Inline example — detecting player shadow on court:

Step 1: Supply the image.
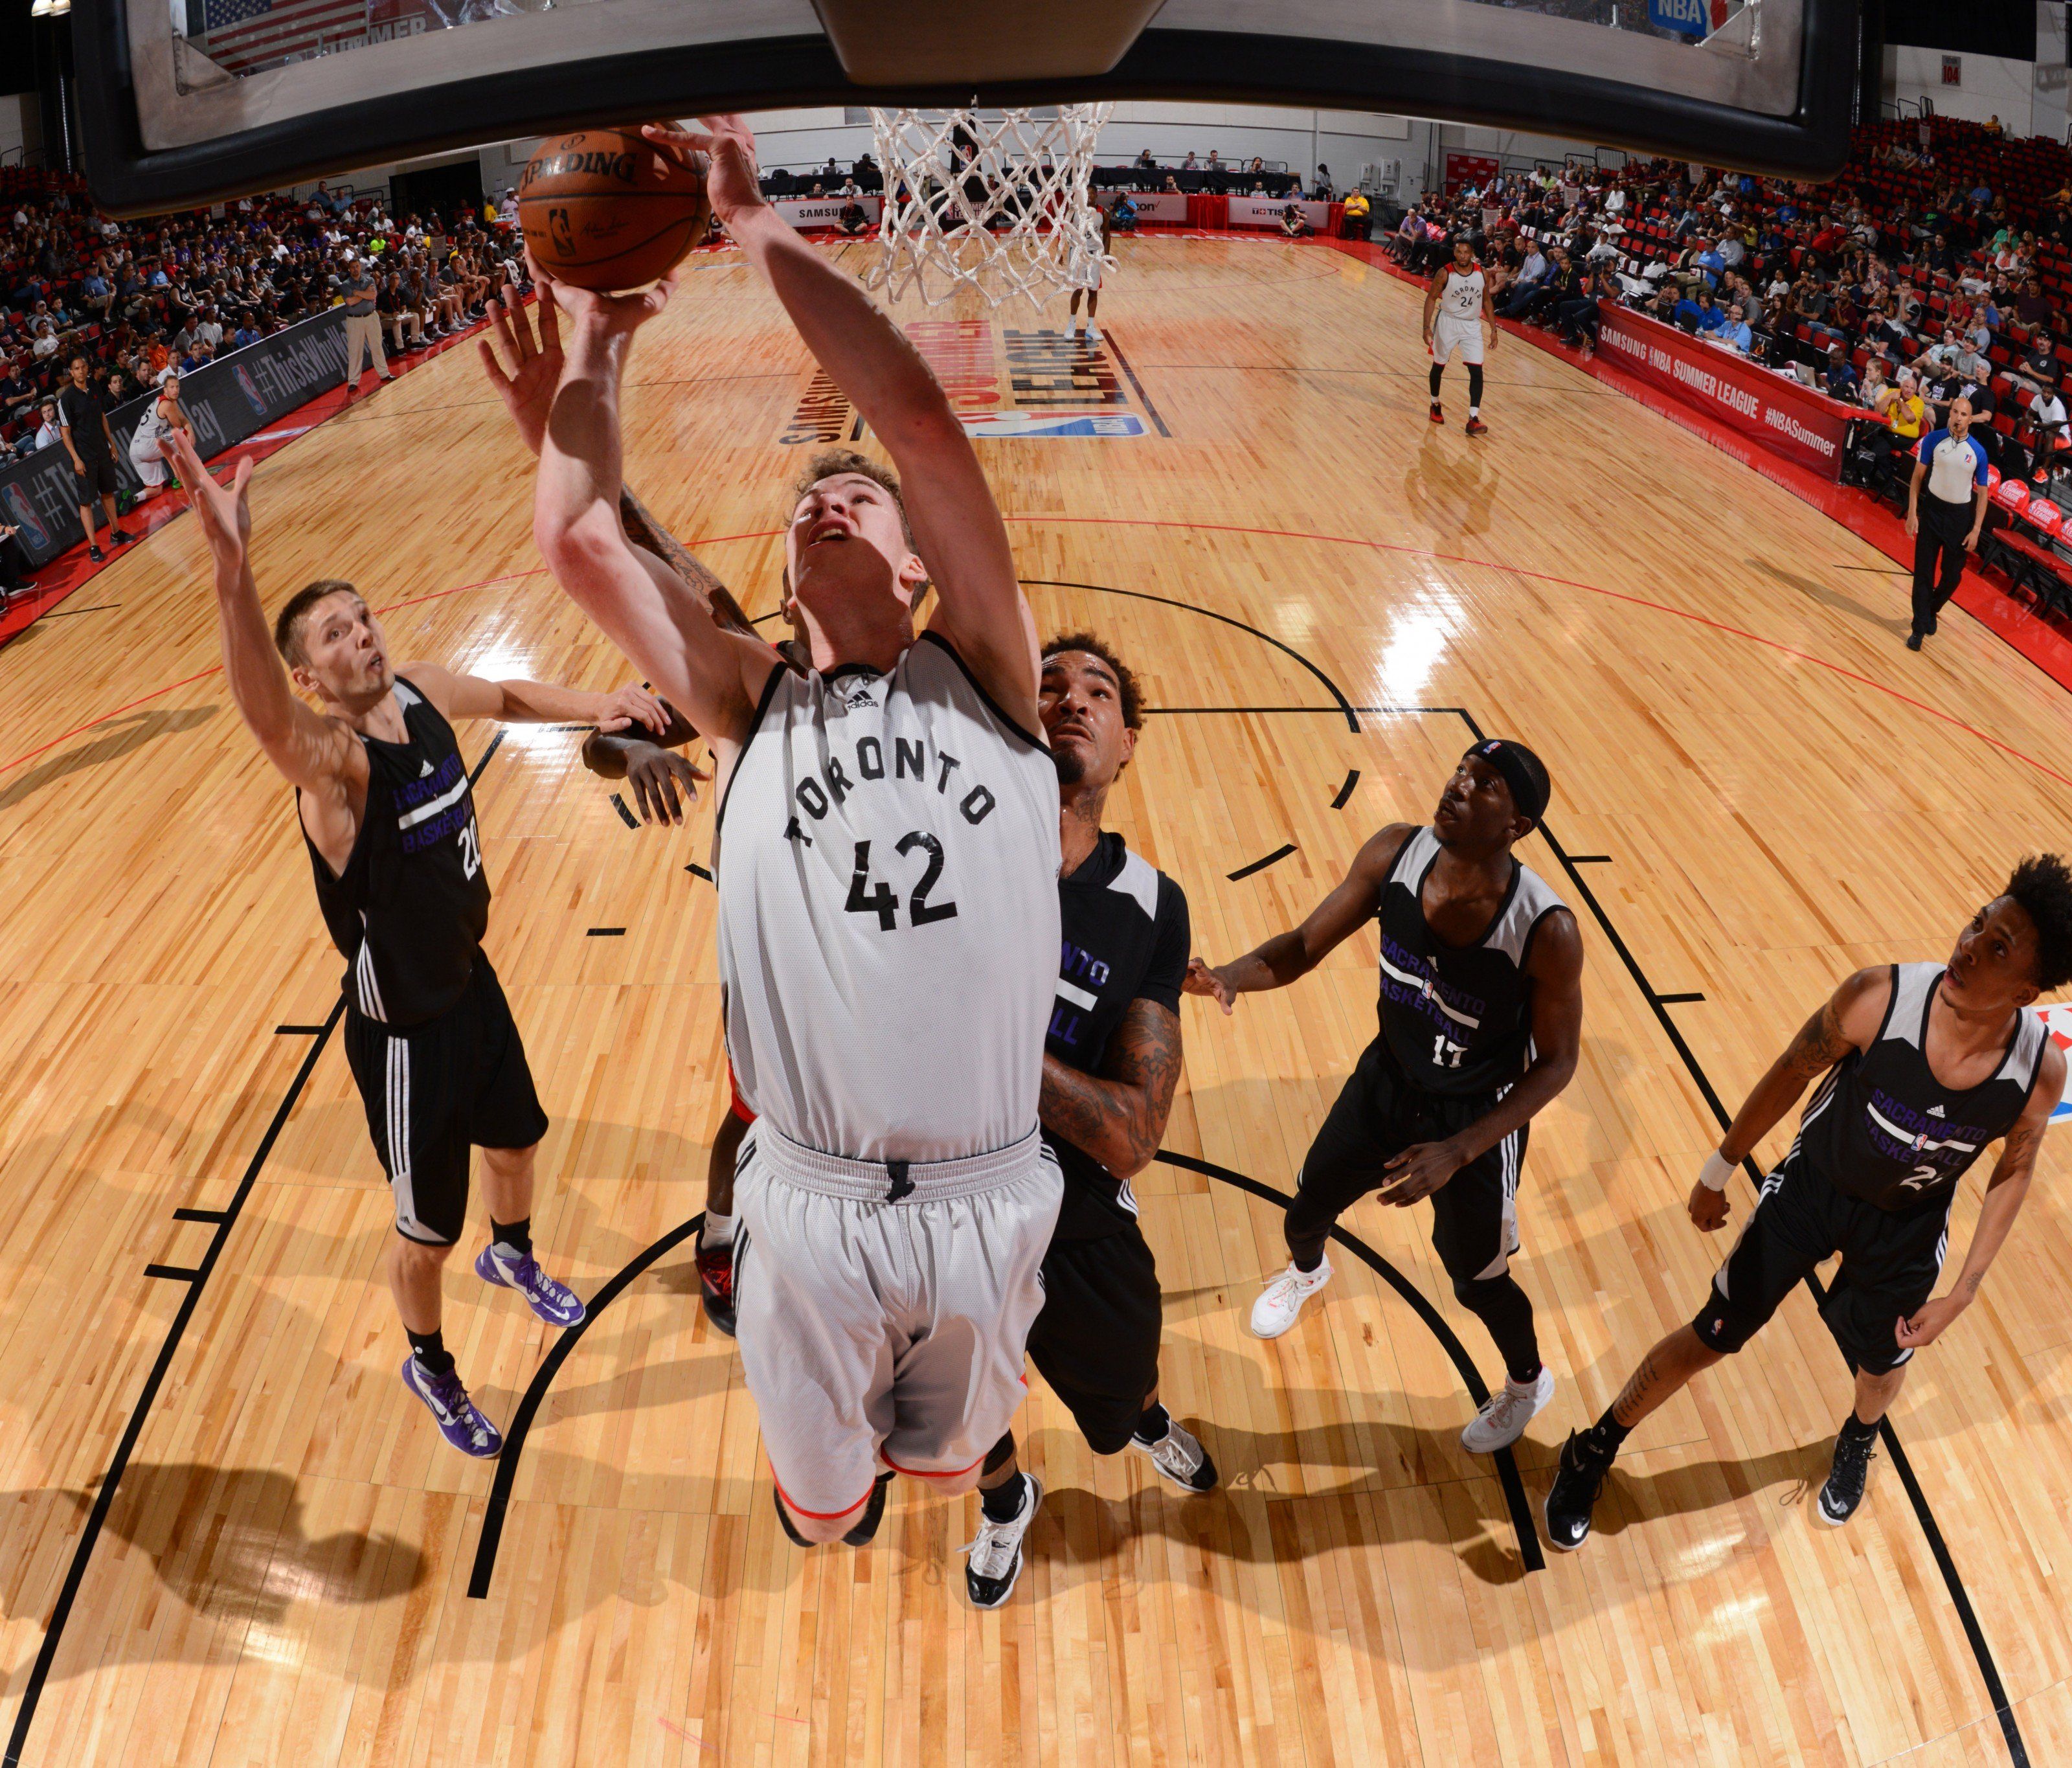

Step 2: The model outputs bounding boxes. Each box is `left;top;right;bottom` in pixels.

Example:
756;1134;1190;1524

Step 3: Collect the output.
0;707;219;813
1747;558;1912;639
1402;429;1502;540
0;1464;427;1675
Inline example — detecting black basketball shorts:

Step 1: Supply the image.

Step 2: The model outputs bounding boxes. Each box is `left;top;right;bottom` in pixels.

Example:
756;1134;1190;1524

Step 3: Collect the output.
1691;1153;1952;1376
343;953;549;1246
1286;1036;1527;1286
1026;1222;1164;1455
73;452;117;500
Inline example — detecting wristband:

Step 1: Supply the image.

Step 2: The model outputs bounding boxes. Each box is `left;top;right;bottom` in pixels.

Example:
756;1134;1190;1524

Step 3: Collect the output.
1698;1151;1735;1193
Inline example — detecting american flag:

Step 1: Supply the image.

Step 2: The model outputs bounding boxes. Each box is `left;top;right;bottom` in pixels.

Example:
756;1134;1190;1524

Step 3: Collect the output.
199;0;378;76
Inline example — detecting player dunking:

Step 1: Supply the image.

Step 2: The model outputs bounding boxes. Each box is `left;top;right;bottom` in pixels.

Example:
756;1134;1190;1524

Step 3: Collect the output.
1544;863;2072;1548
171;428;659;1458
1423;236;1497;436
1188;742;1583;1453
517;115;1063;1561
963;633;1216;1607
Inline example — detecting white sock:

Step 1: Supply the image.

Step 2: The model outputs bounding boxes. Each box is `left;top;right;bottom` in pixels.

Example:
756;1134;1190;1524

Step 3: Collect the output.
1470;405;1481;418
703;1209;736;1249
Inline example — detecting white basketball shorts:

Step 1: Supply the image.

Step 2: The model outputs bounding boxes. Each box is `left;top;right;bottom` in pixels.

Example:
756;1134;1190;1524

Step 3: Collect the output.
129;437;170;488
733;1122;1063;1522
1431;313;1485;366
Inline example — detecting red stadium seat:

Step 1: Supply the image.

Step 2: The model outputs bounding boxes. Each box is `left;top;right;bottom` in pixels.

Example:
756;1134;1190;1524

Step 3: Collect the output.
1986;464;2002;491
2027;498;2063;538
1996;477;2031;514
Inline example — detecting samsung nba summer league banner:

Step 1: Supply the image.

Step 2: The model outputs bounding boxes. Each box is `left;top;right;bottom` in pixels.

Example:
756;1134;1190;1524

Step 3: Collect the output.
774;196;883;230
0;307;350;567
1594;302;1856;481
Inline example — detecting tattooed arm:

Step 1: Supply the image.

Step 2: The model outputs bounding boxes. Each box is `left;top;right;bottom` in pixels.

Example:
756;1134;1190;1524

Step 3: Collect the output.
1897;1038;2064;1350
1688;965;1891;1229
618;486;763;637
1040;999;1182;1183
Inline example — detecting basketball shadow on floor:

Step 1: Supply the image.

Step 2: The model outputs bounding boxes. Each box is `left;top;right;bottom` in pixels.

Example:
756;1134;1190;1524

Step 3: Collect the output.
0;1464;428;1681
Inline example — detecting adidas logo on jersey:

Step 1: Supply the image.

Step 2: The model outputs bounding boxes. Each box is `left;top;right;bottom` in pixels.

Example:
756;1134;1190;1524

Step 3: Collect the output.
1928;1105;1946;1118
844;686;877;710
420;760;434;776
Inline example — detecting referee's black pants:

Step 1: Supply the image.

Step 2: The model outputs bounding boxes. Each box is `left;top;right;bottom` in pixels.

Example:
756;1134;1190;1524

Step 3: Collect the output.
1911;491;1972;637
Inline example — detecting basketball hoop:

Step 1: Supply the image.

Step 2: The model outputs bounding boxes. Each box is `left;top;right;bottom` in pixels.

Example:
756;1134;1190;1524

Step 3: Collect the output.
862;106;1115;308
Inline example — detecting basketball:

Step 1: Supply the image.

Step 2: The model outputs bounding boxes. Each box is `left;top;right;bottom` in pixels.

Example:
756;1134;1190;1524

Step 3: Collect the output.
517;128;710;291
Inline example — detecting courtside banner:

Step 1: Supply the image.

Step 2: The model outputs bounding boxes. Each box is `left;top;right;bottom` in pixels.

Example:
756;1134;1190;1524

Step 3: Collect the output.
1226;198;1329;231
0;308;347;567
1595;302;1855;480
774;196;883;229
1094;192;1188;223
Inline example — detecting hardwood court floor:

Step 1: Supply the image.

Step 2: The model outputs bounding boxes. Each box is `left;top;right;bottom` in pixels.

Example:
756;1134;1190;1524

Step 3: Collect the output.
3;234;2072;1768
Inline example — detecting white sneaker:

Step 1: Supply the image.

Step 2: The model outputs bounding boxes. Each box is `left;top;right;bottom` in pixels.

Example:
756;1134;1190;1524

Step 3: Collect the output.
962;1475;1042;1609
1459;1367;1555;1455
1250;1259;1333;1339
1085;324;1102;345
1131;1420;1219;1493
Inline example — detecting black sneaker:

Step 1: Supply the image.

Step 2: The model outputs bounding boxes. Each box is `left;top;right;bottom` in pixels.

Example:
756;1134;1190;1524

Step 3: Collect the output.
694;1229;737;1337
1817;1425;1878;1527
89;544;105;562
1131;1419;1219;1493
1543;1429;1615;1552
1905;631;1924;651
109;527;137;545
843;1471;895;1545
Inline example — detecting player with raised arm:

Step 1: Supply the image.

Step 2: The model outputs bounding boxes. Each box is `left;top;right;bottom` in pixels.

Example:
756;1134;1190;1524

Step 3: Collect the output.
1543;864;2072;1549
1187;742;1582;1453
1423;235;1498;436
512;116;1063;1572
168;427;664;1459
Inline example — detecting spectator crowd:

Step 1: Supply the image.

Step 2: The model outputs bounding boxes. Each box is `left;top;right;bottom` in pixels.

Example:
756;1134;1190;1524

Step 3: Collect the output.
1384;115;2072;498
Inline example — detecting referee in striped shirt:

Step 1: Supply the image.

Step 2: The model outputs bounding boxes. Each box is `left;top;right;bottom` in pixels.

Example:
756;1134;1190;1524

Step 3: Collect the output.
1904;394;1990;652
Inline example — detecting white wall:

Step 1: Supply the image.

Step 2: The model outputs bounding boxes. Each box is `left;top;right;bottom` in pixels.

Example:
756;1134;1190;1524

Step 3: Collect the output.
1888;45;2036;132
0;93;38;166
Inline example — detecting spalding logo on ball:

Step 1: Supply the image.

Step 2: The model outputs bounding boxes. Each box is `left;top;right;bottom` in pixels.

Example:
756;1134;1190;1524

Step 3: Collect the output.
518;128;712;293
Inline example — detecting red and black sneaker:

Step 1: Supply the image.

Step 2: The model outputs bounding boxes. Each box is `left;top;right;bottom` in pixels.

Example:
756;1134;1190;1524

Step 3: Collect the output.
695;1229;737;1338
1428;402;1445;424
1464;416;1490;438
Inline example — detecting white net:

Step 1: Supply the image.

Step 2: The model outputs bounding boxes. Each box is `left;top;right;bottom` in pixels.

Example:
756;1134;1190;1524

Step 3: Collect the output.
862;106;1115;308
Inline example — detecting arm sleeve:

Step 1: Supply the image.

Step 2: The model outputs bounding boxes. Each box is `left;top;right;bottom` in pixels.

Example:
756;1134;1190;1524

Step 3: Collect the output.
1138;876;1192;1014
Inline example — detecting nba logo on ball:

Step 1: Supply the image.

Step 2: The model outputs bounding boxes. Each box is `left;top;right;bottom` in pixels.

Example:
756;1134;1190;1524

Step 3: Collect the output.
235;365;266;419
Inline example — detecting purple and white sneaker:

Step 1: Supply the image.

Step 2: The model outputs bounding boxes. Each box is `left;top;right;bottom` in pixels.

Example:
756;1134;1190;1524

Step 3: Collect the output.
400;1354;503;1458
475;1243;586;1328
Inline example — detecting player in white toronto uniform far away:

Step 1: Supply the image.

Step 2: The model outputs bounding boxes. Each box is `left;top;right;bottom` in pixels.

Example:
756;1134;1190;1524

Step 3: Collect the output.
1423;234;1498;436
513;113;1064;1583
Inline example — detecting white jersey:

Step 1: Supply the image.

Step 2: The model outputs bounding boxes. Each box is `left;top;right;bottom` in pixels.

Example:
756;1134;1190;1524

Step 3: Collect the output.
129;398;177;455
714;633;1061;1164
1439;266;1485;320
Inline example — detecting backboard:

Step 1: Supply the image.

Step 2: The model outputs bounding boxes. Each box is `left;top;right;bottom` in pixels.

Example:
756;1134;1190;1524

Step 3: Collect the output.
74;0;1856;216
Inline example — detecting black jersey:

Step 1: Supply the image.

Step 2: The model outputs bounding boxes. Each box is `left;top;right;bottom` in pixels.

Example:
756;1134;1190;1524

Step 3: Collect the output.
304;677;491;1028
1046;832;1190;1240
1376;825;1567;1096
1794;962;2047;1214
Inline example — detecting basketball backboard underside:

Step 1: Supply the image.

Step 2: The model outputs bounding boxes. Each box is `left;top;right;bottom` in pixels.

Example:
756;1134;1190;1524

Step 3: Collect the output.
77;0;1853;217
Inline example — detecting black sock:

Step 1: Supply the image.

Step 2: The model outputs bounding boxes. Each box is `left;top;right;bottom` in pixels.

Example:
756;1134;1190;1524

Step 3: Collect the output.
1133;1401;1171;1445
1467;364;1485;408
1291;1246;1327;1274
492;1216;532;1258
407;1327;454;1376
1585;1405;1632;1457
1840;1411;1880;1442
1429;364;1445;400
981;1471;1028;1523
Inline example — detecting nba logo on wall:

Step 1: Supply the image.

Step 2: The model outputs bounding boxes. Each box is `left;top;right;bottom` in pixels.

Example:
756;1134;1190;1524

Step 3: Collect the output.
2040;1003;2072;1122
1;482;49;552
235;365;267;418
1648;0;1720;36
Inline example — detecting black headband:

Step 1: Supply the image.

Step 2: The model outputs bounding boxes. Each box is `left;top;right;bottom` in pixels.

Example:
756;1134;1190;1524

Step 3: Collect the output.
1462;739;1549;826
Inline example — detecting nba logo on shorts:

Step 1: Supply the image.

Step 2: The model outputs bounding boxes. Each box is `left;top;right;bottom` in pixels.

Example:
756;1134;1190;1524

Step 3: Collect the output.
235;365;267;419
1;482;49;552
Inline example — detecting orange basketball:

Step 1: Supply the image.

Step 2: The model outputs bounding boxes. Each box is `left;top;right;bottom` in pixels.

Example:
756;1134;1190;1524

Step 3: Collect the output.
517;128;712;292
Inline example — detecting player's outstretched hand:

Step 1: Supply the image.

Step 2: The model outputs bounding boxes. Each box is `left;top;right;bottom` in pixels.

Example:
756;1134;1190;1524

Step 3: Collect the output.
1686;1179;1731;1231
477;267;562;457
1895;1293;1965;1350
171;429;251;565
533;242;681;339
597;683;671;734
625;742;709;825
641;116;764;229
1377;1139;1464;1206
1184;957;1235;1015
